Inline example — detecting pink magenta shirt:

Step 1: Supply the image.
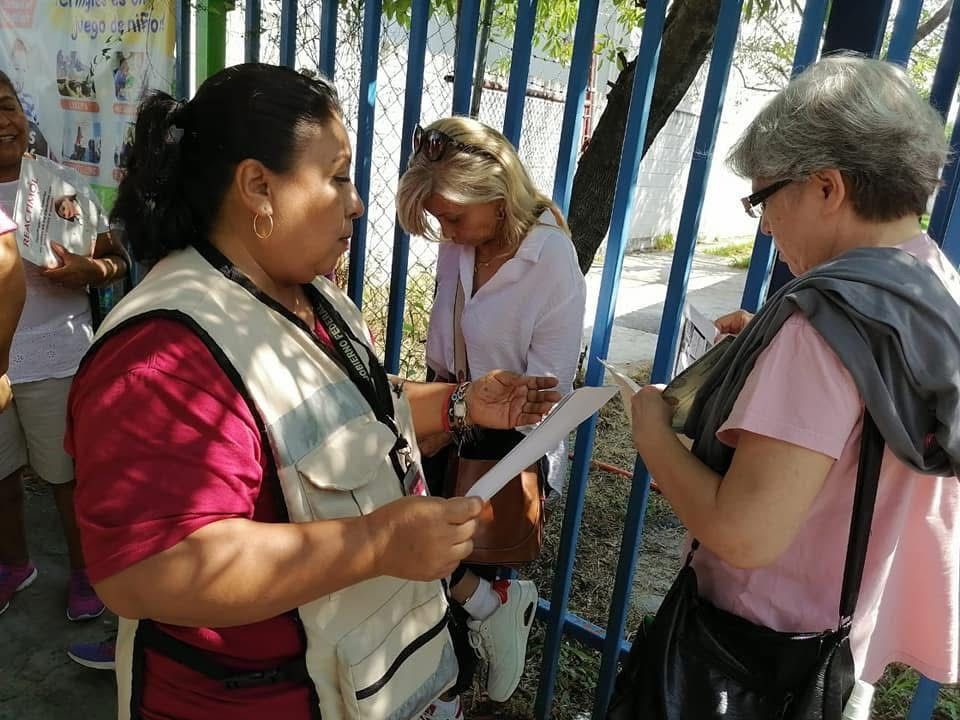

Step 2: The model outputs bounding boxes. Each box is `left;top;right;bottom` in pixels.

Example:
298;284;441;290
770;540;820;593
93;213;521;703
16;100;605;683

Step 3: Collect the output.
691;234;959;684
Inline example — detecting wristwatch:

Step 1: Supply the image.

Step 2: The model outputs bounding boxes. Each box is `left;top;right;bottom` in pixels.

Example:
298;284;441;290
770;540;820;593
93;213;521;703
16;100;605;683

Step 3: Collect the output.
448;382;472;440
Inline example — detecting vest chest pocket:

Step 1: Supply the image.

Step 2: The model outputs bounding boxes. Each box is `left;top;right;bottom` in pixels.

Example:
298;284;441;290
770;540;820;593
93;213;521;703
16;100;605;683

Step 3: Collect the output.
291;416;406;521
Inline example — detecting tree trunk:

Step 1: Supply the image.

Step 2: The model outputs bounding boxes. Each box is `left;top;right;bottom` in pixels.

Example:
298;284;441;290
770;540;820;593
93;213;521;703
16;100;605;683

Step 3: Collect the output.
914;1;951;46
567;0;722;273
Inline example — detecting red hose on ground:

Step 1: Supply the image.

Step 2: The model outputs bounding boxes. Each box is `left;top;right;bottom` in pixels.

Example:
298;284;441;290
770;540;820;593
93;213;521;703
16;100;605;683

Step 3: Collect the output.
568;453;661;493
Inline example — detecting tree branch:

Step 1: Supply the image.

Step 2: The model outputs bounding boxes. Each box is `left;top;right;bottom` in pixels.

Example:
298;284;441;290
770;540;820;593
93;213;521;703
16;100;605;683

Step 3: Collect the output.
734;65;782;94
914;1;951;46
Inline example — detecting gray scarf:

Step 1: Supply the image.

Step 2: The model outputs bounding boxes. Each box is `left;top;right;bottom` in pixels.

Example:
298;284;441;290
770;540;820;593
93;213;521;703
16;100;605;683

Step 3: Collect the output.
685;245;960;478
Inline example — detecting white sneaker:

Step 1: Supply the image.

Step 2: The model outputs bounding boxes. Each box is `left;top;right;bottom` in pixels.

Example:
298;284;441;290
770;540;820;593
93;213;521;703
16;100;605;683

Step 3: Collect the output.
419;695;462;719
468;578;537;702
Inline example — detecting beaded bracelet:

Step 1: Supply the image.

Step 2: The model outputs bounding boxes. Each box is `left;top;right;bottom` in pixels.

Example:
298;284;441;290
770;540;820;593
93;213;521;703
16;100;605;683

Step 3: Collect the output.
448;381;472;444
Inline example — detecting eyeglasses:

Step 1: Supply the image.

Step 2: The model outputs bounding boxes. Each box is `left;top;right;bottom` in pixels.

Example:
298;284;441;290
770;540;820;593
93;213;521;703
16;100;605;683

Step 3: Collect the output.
740;179;791;218
412;124;496;162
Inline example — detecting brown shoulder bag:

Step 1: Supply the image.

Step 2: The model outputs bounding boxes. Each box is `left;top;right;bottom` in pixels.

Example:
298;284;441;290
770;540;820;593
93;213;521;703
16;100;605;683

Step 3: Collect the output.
449;278;545;566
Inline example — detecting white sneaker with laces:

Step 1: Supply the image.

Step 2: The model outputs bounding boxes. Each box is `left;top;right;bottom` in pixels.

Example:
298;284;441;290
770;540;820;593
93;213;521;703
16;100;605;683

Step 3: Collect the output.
419;695;462;719
468;578;537;702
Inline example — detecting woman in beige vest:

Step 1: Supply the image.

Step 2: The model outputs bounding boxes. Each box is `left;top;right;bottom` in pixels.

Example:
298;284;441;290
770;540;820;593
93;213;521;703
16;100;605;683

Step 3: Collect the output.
65;63;560;720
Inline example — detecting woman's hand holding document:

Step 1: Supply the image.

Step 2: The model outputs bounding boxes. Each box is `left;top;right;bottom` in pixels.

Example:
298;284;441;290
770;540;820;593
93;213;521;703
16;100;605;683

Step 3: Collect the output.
465;385;618;501
600;301;738;434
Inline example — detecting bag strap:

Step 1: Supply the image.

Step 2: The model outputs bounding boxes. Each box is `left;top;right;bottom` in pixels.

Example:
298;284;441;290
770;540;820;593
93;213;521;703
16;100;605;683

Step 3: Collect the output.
686;410;885;625
837;410;885;622
454;277;469;382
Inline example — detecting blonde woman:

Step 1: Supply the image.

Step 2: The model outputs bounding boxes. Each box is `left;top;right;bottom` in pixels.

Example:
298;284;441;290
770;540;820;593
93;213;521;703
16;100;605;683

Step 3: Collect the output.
397;117;587;716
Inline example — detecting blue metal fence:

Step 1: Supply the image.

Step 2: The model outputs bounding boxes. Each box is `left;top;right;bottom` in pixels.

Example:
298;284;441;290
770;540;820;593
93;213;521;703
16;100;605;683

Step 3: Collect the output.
346;0;385;307
537;0;668;711
384;0;431;373
173;1;957;716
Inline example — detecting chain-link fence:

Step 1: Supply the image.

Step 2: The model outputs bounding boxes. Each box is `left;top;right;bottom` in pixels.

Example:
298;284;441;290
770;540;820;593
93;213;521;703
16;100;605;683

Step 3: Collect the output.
225;1;573;378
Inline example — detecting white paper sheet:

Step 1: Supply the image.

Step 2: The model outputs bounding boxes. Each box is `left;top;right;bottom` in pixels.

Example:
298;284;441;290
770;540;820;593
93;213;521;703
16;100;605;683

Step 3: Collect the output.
673;303;719;377
599;359;640;423
466;385;618;501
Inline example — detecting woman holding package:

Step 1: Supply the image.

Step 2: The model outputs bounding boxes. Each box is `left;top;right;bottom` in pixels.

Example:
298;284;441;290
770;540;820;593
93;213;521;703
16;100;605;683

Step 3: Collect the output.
396;117;586;714
0;70;128;620
66;63;560;720
617;55;960;719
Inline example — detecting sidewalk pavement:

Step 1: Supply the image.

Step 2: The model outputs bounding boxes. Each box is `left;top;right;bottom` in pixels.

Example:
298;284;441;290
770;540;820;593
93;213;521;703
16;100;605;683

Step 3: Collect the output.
0;475;116;720
585;249;748;375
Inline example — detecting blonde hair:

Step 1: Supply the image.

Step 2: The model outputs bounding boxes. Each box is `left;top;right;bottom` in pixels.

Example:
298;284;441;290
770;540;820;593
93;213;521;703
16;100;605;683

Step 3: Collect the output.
396;116;568;247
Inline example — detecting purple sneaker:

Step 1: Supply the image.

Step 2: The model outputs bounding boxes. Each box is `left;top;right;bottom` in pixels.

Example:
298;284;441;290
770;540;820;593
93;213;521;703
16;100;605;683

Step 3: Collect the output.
66;569;105;621
67;638;116;670
0;561;38;616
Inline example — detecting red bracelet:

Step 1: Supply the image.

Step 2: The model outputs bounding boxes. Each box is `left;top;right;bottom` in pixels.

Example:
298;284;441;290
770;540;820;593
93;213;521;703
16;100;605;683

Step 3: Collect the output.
441;385;455;432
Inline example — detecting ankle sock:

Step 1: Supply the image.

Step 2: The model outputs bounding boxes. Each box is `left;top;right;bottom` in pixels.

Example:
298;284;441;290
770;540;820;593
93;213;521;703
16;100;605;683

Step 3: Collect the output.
462;578;501;621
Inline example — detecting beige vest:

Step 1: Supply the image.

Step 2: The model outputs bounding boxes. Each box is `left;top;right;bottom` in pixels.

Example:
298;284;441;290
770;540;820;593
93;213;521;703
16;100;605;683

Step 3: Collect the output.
95;246;455;720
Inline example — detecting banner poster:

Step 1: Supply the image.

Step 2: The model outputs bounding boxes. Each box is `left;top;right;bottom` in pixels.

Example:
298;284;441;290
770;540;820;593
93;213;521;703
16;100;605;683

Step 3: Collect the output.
0;0;176;209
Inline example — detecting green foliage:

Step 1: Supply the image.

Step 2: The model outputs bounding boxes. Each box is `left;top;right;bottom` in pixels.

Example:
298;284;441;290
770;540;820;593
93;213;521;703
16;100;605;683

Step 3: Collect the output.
872;664;960;720
704;240;754;268
650;231;675;251
362;269;435;378
742;0;801;22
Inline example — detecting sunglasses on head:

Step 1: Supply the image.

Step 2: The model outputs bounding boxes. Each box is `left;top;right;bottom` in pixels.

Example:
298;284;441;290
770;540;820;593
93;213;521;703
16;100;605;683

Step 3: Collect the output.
412;124;496;162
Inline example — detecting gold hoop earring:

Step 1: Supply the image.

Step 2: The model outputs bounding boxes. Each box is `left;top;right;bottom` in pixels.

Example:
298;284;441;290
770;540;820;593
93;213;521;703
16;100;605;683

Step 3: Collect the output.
253;212;274;240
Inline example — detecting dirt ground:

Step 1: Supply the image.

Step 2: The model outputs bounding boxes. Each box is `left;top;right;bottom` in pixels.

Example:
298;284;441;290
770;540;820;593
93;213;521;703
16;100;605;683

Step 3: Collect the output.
0;475;116;720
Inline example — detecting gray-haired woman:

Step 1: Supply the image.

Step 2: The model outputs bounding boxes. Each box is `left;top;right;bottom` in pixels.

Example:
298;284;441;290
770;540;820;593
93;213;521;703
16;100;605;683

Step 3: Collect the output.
628;54;959;716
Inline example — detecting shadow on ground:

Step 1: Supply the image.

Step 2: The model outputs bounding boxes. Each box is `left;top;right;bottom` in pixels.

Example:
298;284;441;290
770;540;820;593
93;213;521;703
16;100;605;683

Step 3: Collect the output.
0;475;116;720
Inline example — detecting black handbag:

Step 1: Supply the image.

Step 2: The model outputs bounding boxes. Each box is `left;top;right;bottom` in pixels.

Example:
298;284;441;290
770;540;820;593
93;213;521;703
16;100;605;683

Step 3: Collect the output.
607;411;884;720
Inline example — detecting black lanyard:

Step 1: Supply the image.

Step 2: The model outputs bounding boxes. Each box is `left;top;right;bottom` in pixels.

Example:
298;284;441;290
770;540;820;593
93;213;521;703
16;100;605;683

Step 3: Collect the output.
302;287;412;488
305;285;399;435
194;243;412;487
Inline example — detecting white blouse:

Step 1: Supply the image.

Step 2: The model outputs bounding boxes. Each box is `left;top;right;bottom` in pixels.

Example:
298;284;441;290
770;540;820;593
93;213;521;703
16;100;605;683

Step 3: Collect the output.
426;211;587;493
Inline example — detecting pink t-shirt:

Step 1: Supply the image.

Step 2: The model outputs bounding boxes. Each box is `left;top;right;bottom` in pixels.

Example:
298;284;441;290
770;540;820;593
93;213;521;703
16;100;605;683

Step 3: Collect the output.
66;317;342;719
692;234;960;685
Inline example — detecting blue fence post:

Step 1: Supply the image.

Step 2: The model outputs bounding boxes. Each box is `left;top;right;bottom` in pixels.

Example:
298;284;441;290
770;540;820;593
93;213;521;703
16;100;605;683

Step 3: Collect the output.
928;98;960;245
452;0;481;115
739;0;829;311
347;0;384;307
279;0;298;68
906;675;941;720
591;0;744;715
551;0;601;214
319;0;338;79
822;0;893;57
944;175;960;262
501;0;538;146
383;0;430;373
885;0;924;65
928;0;960;119
533;1;669;717
245;0;261;63
176;0;191;97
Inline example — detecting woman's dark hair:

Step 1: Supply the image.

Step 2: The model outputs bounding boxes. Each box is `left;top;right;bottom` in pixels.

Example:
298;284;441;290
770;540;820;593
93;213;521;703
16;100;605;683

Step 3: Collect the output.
0;70;23;109
111;63;342;264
